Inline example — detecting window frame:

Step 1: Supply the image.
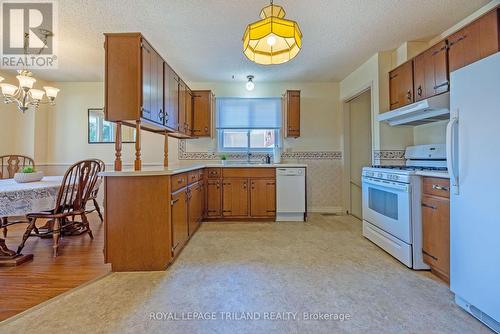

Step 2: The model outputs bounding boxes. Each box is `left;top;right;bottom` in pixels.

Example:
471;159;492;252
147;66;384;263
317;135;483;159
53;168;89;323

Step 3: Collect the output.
216;97;281;153
217;128;280;153
88;108;135;144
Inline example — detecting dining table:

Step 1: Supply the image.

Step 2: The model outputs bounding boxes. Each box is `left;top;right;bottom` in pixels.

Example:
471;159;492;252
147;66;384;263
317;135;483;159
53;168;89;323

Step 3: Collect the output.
0;176;63;266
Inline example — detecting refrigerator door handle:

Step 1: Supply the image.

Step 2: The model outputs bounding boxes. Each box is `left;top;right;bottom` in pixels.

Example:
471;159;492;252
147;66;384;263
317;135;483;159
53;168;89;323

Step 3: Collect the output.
446;112;459;194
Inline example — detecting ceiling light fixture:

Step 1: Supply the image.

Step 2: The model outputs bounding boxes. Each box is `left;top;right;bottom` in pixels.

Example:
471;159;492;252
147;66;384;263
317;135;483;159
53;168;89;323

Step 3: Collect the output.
246;75;255;91
0;32;60;113
242;0;302;65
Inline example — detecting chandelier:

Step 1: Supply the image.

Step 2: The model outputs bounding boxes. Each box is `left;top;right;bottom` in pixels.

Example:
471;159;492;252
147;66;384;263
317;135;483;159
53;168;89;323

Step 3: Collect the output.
0;33;59;113
242;0;302;65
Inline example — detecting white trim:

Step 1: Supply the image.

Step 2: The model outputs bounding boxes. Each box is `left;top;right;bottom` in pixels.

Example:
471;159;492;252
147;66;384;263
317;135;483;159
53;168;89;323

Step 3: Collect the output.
341;83;374;216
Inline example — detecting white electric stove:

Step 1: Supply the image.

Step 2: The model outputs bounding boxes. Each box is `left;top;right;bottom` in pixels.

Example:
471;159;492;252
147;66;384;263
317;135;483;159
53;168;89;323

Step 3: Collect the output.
361;144;446;269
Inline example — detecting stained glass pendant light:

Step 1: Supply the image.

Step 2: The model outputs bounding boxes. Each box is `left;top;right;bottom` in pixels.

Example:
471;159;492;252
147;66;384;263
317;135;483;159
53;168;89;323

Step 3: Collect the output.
242;0;302;65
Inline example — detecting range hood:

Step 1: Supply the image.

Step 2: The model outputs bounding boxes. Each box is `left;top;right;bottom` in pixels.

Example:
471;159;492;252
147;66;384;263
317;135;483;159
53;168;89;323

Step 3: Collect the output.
377;93;450;126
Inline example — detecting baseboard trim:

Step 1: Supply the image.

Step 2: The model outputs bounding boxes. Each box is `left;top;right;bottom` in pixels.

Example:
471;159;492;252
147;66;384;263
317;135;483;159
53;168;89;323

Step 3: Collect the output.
309;206;345;214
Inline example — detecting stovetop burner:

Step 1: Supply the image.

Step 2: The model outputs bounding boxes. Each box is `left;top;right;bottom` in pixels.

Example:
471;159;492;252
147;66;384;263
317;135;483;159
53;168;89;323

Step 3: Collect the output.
370;165;448;171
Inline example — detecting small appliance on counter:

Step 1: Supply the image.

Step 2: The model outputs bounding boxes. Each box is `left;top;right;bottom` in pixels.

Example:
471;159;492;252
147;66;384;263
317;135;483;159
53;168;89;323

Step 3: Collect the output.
273;146;281;164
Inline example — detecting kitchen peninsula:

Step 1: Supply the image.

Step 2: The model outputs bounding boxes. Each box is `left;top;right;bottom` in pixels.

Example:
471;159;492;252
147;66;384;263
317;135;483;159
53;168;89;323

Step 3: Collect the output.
101;163;307;272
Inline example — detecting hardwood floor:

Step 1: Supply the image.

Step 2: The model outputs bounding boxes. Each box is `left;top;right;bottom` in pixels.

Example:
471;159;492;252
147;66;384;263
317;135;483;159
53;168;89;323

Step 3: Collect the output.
0;213;110;321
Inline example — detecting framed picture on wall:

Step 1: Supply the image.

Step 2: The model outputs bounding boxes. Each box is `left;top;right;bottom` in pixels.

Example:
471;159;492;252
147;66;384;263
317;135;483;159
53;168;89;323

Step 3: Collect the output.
88;108;135;144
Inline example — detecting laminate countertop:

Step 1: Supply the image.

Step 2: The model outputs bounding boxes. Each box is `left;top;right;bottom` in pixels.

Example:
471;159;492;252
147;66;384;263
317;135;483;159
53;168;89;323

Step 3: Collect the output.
100;163;308;177
415;170;450;179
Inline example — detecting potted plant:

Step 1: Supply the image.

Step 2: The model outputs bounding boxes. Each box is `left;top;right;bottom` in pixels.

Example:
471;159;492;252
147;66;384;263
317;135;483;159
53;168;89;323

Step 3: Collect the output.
220;153;228;165
14;166;44;183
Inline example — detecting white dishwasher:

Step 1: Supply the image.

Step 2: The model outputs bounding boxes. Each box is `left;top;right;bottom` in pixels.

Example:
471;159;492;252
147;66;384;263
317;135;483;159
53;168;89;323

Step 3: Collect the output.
276;168;306;222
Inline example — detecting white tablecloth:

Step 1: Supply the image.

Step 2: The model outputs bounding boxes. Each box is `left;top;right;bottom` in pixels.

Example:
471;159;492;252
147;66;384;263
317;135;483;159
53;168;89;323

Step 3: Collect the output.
0;176;63;216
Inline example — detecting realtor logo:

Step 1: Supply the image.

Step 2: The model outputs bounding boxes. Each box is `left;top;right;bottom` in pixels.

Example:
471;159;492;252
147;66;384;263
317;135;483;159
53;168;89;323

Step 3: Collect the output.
1;0;58;69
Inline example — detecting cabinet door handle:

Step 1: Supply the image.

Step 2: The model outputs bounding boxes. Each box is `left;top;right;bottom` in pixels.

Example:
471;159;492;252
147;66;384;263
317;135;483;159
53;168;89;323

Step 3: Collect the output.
417;86;422;97
422;203;437;210
177;178;184;184
170;198;179;205
406;90;412;101
433;81;449;90
432;184;449;191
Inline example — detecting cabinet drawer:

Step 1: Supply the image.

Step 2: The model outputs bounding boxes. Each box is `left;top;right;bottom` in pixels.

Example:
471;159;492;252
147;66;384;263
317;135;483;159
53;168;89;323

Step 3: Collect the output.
207;168;221;178
171;173;188;192
222;168;275;178
422;177;450;198
188;171;199;184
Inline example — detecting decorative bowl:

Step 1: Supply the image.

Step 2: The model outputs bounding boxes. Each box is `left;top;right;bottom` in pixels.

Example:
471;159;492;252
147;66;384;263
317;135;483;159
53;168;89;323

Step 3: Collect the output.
14;171;44;183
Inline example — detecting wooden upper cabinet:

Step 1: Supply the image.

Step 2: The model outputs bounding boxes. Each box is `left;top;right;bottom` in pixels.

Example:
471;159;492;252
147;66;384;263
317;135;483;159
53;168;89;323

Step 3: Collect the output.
448;8;499;72
222;179;249;217
185;87;193;136
284;90;300;138
206;179;222;217
140;40;164;125
389;60;414;110
104;32;193;135
164;65;179;131
192;90;214;137
250;179;276;217
413;40;449;101
178;80;186;134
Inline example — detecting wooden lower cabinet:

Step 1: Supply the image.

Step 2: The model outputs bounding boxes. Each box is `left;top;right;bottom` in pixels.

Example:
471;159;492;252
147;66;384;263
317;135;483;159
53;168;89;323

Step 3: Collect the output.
206;179;222;217
104;175;172;272
188;181;202;236
421;177;450;283
222;179;249;217
103;167;287;271
250;179;276;217
171;187;188;257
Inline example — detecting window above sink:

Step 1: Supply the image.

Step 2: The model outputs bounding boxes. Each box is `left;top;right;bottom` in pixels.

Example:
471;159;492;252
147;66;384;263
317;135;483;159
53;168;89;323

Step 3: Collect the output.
216;97;281;153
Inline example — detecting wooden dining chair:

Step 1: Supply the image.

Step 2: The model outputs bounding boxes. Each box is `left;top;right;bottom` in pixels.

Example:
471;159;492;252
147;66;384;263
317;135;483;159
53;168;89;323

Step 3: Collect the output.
0;155;36;237
0;155;35;179
85;159;105;222
17;160;102;257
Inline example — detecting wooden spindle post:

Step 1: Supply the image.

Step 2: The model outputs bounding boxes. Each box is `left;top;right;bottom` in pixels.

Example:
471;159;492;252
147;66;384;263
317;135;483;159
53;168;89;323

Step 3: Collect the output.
114;121;122;171
134;120;142;171
164;131;169;167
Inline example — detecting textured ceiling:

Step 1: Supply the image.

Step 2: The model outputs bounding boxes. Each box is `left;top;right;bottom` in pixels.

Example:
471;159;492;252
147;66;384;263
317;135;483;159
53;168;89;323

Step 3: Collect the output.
26;0;490;82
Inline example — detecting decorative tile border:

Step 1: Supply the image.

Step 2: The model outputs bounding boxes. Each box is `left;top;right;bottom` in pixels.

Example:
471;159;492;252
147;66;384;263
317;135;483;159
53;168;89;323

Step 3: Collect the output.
372;150;405;166
178;140;343;161
281;151;342;160
373;150;405;160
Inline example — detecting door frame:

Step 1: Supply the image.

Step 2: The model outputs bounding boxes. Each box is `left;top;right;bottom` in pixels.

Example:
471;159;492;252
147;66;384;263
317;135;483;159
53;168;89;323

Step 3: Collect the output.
342;82;375;217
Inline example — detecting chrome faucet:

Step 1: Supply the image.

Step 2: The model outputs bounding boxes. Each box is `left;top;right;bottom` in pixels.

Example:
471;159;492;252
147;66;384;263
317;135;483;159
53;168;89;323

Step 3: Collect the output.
247;152;252;163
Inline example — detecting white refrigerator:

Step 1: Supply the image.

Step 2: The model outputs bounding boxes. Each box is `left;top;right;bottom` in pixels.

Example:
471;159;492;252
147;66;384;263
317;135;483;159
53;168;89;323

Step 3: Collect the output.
448;52;500;332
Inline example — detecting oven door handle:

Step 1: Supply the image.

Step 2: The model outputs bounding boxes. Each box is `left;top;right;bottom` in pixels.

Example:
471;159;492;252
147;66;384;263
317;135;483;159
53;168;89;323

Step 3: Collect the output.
362;176;409;192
